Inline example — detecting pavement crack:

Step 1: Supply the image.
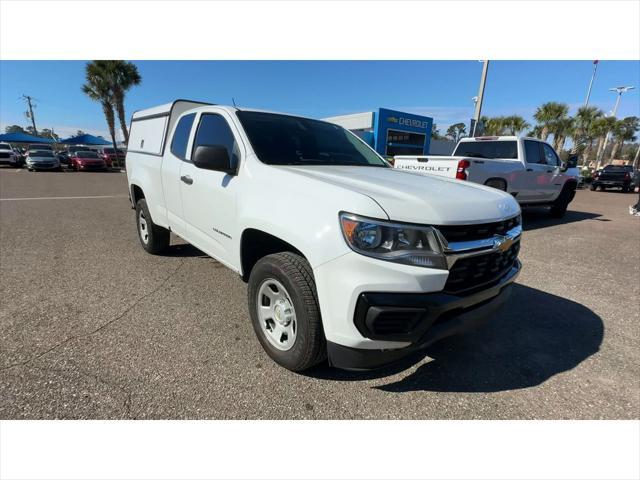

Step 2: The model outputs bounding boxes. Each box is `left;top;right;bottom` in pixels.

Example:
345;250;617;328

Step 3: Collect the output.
0;259;185;373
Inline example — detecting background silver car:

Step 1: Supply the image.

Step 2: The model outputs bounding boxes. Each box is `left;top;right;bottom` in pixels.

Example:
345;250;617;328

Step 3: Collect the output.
26;150;61;171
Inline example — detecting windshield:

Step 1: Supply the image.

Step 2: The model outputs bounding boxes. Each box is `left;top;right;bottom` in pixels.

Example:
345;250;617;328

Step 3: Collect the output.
453;141;518;159
30;144;52;150
0;143;11;150
78;151;99;158
31;151;54;158
237;111;388;167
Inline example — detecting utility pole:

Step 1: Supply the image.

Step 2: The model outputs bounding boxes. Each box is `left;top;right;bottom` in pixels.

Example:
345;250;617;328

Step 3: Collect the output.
598;86;635;167
584;60;599;107
472;60;489;137
21;95;38;135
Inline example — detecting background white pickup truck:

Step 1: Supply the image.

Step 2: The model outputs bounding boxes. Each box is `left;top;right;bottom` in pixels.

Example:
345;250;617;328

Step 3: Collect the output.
394;136;579;217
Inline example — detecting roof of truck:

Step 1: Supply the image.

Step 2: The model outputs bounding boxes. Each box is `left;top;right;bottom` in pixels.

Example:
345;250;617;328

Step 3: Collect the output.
459;136;541;142
131;100;325;122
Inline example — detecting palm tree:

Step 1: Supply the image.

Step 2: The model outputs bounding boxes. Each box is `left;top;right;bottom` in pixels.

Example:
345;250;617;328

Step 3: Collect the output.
82;62;119;162
484;116;506;135
502;115;530;136
610;116;640;161
109;61;141;144
553;117;574;153
446;123;467;142
572;106;603;164
533;102;569;141
526;125;543;138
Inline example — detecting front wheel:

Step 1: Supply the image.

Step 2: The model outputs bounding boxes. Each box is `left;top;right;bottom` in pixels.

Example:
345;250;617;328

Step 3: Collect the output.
247;252;326;372
135;198;170;254
549;185;575;218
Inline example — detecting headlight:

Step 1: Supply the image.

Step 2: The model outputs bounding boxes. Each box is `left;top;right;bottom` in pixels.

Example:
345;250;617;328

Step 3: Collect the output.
339;212;447;269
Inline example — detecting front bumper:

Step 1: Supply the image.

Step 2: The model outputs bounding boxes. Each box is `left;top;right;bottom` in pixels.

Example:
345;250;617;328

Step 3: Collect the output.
78;163;107;170
29;163;59;170
593;180;630;188
0;159;20;166
325;260;520;370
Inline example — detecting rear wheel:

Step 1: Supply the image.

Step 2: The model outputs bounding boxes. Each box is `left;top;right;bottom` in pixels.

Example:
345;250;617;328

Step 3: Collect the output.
135;198;170;254
248;252;326;372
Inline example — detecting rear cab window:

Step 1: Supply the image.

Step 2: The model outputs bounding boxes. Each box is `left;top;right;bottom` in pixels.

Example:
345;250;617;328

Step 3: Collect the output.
453;141;518;159
170;113;196;160
524;140;545;164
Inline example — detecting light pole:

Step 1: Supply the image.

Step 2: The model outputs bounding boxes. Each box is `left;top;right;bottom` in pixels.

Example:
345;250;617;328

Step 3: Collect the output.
598;86;635;167
584;60;599;107
472;60;489;137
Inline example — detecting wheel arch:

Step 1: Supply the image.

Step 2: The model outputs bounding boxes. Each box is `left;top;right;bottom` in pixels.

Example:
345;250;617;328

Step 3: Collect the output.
130;184;145;208
240;228;307;282
484;177;508;191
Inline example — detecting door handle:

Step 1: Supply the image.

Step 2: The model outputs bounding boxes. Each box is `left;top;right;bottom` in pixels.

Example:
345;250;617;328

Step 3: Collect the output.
546;170;553;173
526;168;533;172
180;175;193;185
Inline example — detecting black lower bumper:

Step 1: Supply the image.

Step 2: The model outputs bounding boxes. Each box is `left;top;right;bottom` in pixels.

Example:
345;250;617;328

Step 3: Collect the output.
327;261;520;370
593;180;631;189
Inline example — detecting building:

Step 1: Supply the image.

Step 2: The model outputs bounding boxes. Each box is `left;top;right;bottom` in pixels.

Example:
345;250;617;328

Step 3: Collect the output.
323;108;434;158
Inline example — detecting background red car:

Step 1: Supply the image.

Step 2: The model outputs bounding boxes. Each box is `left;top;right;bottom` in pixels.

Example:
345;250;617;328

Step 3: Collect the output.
69;150;108;171
98;147;125;168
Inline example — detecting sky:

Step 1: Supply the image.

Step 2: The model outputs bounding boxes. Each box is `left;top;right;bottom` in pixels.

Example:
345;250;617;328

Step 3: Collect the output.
1;60;638;141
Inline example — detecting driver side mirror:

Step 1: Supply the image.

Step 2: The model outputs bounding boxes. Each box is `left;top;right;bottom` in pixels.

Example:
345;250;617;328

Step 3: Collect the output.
192;144;236;175
561;154;578;172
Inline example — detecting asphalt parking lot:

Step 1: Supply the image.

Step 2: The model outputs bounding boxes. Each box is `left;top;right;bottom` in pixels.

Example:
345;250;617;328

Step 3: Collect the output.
1;167;638;419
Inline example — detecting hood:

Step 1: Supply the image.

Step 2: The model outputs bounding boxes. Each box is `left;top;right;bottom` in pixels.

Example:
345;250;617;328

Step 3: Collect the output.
280;165;520;225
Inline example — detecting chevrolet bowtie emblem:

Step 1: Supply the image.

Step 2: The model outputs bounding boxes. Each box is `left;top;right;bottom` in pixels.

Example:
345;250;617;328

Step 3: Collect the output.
494;235;514;252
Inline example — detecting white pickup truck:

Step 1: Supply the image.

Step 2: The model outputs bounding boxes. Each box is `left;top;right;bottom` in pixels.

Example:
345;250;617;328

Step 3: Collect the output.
394;136;579;218
126;101;522;372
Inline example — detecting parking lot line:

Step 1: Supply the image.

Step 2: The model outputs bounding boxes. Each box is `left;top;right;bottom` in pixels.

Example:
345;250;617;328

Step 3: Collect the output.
0;194;128;202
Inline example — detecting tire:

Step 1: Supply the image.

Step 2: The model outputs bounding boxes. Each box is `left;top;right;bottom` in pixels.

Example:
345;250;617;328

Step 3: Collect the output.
549;184;574;218
484;178;507;191
247;252;326;372
590;184;597;191
135;198;170;254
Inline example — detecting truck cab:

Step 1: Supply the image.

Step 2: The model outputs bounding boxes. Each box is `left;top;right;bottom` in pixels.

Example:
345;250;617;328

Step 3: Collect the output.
126;101;523;372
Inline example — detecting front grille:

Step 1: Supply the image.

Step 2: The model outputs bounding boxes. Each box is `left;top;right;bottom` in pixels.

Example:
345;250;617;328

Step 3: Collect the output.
444;241;520;294
437;216;520;243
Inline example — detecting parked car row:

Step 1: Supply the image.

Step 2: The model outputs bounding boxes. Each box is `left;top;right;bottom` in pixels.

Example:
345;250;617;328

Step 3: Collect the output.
0;142;126;172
